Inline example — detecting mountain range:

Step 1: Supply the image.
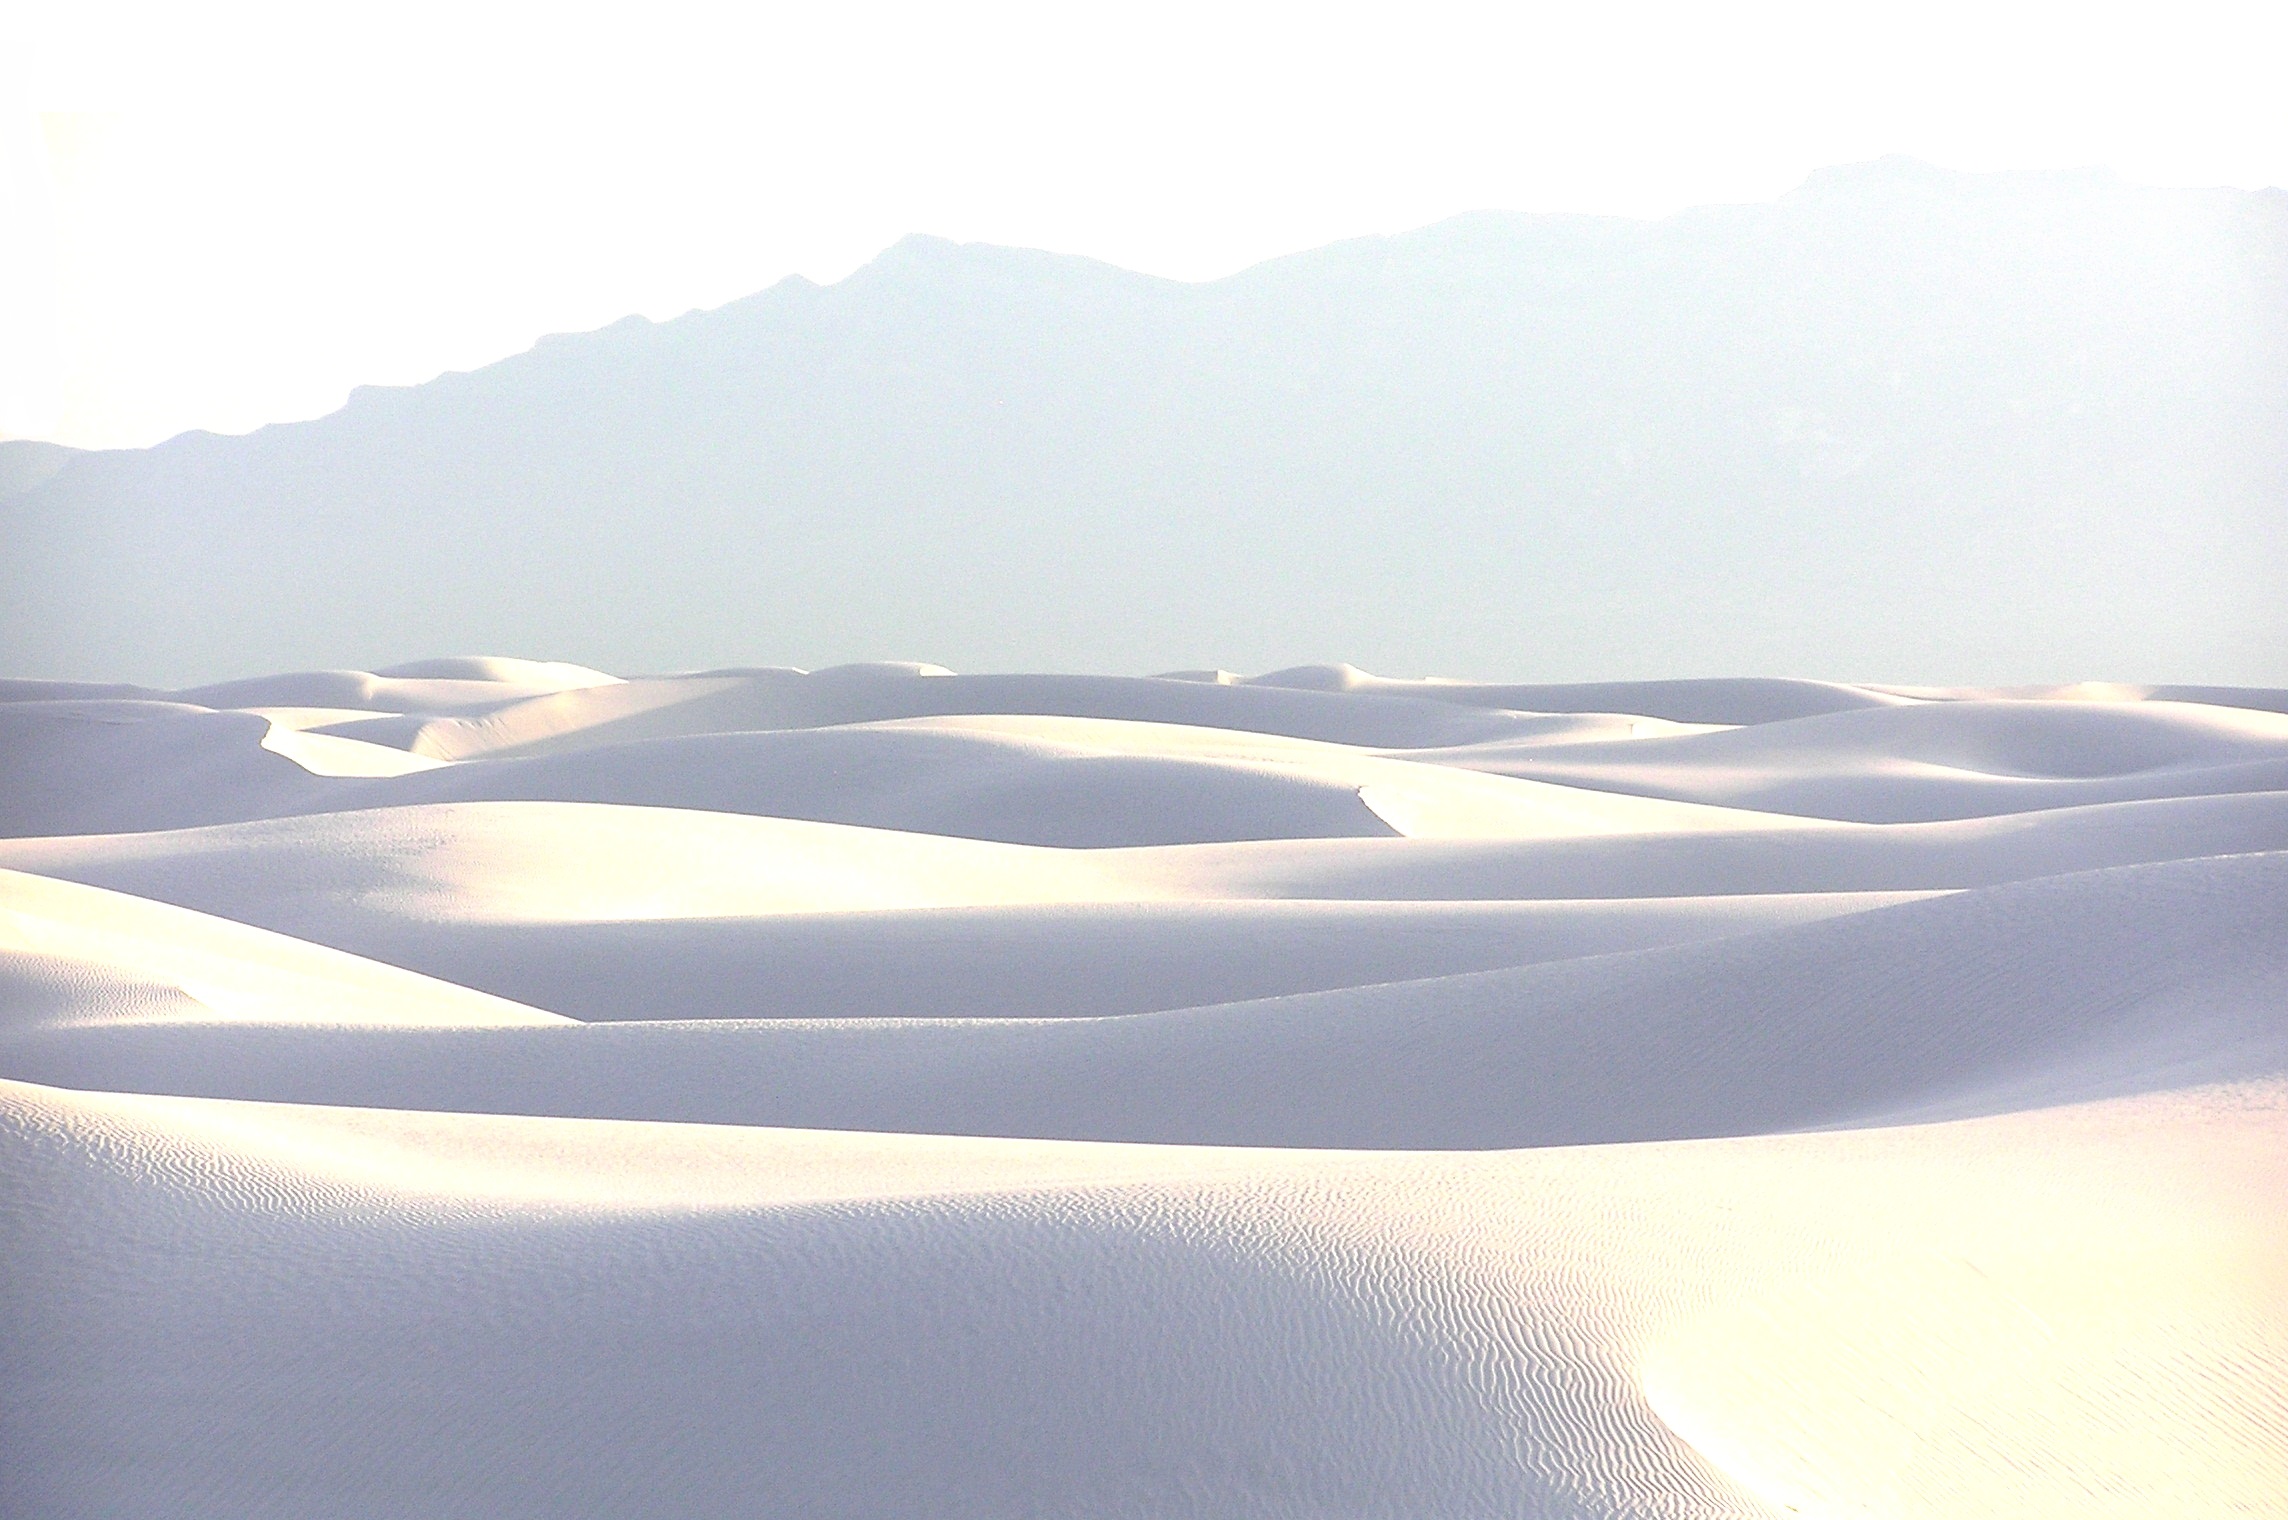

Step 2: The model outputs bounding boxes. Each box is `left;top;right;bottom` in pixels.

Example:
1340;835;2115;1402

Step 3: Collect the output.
4;157;2283;685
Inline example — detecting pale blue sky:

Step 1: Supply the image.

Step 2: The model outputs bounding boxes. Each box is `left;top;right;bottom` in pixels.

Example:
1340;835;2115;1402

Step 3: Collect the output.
5;0;2283;448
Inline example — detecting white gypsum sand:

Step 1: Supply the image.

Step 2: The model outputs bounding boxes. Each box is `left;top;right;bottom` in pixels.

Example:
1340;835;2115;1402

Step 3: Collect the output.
2;661;2284;1518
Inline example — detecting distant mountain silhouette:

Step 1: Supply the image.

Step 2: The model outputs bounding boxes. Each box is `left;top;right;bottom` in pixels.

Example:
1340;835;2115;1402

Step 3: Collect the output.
6;158;2283;685
0;440;77;504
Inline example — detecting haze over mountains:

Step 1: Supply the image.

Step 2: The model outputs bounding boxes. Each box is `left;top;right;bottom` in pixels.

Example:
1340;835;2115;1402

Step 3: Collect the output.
4;157;2284;686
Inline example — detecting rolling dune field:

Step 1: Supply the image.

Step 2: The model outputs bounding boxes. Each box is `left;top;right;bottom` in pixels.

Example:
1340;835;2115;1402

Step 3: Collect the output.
3;658;2284;1517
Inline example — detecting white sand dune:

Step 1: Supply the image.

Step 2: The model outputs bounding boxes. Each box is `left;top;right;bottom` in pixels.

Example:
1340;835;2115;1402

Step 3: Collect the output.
6;1077;2281;1519
1426;697;2288;821
1104;788;2288;901
3;661;2284;1518
2;692;1821;844
0;815;1926;1022
0;868;564;1032
0;700;439;836
373;666;1562;759
1223;665;1916;723
9;851;2280;1144
175;657;623;713
363;716;1832;845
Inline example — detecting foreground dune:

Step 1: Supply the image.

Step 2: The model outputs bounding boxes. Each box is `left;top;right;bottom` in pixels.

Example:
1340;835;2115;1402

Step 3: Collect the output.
3;662;2284;1518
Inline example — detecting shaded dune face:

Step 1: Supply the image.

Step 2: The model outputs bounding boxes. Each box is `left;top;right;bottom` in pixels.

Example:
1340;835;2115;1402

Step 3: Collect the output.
3;663;2286;1520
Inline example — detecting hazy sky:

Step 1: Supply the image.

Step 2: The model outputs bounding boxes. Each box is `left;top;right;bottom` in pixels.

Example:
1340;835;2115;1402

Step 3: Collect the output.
4;0;2283;450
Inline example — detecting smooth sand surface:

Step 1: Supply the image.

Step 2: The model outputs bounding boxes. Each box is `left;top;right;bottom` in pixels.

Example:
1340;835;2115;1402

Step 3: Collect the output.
3;661;2283;1518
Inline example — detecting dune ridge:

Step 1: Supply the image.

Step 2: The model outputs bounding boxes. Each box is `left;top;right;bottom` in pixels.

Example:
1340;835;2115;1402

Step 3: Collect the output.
3;660;2283;1518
